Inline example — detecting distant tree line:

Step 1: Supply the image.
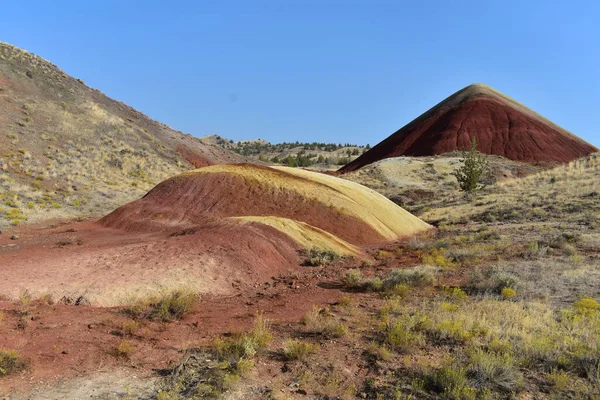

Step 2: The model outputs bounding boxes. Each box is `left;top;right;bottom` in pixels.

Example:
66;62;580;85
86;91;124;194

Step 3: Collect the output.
229;141;370;156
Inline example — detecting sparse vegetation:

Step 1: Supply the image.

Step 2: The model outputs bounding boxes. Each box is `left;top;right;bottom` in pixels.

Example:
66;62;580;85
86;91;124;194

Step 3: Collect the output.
283;339;319;361
123;288;197;322
114;340;133;358
157;314;272;398
301;248;340;266
0;349;26;377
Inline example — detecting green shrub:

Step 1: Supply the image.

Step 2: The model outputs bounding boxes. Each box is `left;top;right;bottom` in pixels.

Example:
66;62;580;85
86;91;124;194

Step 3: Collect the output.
364;277;384;292
420;248;455;268
573;297;600;313
453;138;491;192
442;286;468;301
341;269;362;288
388;283;411;297
501;288;516;300
487;338;512;355
367;342;392;361
301;306;348;338
236;358;254;376
546;369;571;391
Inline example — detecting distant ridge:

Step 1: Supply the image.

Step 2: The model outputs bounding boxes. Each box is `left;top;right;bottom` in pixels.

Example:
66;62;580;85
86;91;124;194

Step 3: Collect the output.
338;84;598;173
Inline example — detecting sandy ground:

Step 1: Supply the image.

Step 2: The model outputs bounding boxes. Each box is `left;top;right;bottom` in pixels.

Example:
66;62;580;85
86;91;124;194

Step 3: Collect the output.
8;369;157;400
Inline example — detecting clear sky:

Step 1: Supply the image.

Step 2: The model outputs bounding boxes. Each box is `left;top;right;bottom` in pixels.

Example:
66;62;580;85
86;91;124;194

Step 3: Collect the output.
1;1;599;147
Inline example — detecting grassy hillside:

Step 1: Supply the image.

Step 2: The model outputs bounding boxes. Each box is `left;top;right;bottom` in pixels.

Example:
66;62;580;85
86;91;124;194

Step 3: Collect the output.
0;43;243;229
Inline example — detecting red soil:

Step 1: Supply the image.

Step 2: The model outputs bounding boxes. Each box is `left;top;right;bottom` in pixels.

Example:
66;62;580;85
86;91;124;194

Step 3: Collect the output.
100;164;385;246
0;219;425;396
339;84;598;173
0;218;308;307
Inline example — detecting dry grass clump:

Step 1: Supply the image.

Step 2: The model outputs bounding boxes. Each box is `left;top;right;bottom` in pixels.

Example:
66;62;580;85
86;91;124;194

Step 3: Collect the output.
467;348;523;392
157;314;271;398
123;288;197;322
301;306;349;338
213;313;272;362
118;319;139;336
0;349;26;376
283;340;319;361
113;340;134;359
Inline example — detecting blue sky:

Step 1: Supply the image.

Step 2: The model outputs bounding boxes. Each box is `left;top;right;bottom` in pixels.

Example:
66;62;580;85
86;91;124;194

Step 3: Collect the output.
1;1;599;147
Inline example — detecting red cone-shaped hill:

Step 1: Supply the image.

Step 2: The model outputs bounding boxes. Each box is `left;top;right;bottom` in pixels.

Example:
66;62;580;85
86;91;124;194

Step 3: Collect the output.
338;84;597;173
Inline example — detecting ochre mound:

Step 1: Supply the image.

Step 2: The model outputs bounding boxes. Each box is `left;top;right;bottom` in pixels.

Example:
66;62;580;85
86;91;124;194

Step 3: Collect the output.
100;164;431;248
339;84;598;173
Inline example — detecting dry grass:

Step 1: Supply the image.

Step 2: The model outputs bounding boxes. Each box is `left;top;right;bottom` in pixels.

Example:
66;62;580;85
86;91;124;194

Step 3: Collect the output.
122;288;197;322
282;340;319;361
157;314;272;398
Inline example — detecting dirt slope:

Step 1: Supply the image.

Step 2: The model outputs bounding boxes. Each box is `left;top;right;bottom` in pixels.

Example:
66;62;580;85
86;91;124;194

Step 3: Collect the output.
338;83;598;173
0;42;245;228
0;164;429;305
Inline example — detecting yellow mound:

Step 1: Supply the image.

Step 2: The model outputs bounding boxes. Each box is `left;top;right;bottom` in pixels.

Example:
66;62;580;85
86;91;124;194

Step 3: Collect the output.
232;216;360;256
184;164;431;241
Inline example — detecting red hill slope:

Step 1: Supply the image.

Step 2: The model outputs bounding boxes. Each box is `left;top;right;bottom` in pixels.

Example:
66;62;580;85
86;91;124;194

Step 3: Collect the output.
100;163;431;247
338;84;598;173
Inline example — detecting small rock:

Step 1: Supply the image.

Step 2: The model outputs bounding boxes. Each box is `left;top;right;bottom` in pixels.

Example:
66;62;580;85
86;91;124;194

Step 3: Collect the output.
88;324;95;329
61;350;69;355
296;389;307;395
10;235;19;240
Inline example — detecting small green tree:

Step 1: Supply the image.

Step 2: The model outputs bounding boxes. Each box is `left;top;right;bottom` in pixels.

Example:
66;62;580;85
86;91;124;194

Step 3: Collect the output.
453;138;490;192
